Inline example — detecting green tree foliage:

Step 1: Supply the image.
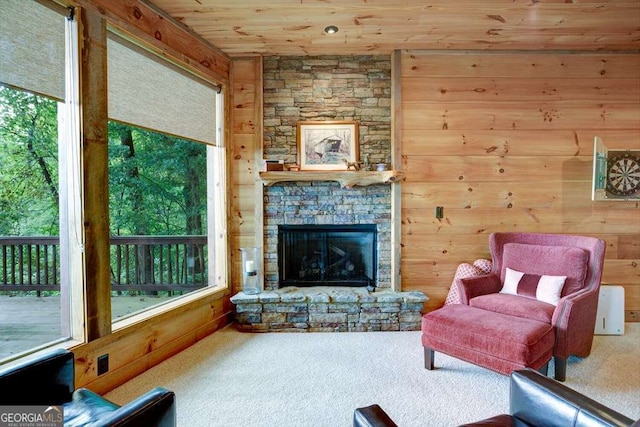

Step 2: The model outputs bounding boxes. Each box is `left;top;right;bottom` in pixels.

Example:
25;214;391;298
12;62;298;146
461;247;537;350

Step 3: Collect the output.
108;123;207;237
1;86;209;294
0;86;59;235
1;85;207;238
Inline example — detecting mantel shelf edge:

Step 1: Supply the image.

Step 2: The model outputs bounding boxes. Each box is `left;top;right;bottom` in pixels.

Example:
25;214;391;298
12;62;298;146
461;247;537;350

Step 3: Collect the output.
259;170;404;188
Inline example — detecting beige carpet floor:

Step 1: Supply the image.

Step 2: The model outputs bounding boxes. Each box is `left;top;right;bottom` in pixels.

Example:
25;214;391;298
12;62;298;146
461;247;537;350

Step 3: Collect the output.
105;323;640;426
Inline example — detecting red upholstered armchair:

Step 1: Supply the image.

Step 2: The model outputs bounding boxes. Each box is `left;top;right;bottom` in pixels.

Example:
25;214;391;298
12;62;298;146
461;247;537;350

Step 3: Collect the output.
457;232;606;381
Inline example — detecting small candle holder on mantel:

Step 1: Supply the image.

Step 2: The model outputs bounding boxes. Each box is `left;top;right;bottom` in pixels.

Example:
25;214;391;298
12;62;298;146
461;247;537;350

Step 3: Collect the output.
241;247;262;295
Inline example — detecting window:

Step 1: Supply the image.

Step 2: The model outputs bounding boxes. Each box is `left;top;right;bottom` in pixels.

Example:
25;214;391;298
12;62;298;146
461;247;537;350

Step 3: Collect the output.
106;31;227;321
0;0;82;360
0;0;227;361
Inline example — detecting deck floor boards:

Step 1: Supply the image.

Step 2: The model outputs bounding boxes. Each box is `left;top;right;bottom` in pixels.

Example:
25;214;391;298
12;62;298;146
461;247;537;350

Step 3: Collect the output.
0;295;175;361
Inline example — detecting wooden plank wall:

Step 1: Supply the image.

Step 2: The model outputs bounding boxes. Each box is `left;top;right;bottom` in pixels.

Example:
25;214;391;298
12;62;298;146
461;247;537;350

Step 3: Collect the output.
230;57;263;294
399;51;640;319
74;296;232;393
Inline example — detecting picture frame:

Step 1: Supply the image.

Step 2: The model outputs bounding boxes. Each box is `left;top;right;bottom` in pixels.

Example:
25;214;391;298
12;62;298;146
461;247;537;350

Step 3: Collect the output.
297;120;359;171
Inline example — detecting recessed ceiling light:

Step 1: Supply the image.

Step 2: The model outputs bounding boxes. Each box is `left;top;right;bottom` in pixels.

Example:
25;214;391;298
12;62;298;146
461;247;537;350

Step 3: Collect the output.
324;25;339;34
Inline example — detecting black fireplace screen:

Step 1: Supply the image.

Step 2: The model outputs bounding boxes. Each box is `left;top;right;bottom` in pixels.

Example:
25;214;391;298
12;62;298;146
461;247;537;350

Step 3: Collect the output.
278;224;377;288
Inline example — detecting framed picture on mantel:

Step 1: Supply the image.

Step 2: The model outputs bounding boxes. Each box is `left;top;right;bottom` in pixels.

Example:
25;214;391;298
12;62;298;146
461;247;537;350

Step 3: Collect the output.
297;120;359;171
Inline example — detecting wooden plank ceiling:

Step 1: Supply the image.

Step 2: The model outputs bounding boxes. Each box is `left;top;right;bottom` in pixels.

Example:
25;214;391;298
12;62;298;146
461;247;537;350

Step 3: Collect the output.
148;0;640;56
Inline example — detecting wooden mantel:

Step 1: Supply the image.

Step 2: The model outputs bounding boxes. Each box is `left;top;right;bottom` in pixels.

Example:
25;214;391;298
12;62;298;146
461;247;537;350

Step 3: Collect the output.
259;170;404;188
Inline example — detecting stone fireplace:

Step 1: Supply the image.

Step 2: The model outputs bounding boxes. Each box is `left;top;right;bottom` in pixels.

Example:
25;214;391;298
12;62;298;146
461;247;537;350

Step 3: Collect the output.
264;182;391;290
231;180;427;332
229;54;428;331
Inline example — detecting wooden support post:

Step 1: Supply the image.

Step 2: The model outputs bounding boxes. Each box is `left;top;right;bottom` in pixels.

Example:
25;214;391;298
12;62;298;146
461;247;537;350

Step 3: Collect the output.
80;6;111;339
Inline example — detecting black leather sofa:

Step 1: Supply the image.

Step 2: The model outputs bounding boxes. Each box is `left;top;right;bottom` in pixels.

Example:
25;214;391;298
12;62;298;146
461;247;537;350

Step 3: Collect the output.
0;348;176;426
354;369;637;427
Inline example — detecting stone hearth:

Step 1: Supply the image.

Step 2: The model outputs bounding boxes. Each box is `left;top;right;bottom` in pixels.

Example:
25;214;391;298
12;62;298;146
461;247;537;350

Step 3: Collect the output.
231;286;428;332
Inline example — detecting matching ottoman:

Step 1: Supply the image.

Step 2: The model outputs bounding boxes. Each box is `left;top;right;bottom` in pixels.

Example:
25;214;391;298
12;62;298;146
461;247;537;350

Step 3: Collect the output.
422;304;554;376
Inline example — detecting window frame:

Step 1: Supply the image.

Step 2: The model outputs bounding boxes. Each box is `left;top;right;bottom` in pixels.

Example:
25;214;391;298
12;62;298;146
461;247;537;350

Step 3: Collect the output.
105;28;229;328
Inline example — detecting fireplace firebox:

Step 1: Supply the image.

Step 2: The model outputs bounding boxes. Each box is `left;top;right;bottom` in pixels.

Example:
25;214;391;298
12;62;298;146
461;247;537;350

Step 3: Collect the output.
278;224;377;288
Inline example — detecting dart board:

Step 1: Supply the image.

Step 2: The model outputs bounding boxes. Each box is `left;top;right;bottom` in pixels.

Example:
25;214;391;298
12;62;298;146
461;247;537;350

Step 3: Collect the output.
606;152;640;197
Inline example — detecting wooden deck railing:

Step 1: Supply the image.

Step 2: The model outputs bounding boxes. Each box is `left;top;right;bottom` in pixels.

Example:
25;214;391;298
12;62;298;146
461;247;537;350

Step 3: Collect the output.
0;237;60;293
110;235;207;293
0;236;208;295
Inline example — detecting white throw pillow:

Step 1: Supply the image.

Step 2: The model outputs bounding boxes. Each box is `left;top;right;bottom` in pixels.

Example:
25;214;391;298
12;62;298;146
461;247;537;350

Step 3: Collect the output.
500;267;566;306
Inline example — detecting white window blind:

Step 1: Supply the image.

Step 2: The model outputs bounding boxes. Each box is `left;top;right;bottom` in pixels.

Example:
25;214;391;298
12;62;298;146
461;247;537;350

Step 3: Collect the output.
0;0;66;101
107;32;218;145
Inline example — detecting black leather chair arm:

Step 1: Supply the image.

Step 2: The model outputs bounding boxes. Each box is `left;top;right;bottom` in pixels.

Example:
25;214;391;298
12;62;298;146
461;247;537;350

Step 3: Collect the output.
353;404;398;427
96;387;176;427
352;370;636;427
510;369;635;427
1;349;176;427
63;387;176;427
0;348;74;405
